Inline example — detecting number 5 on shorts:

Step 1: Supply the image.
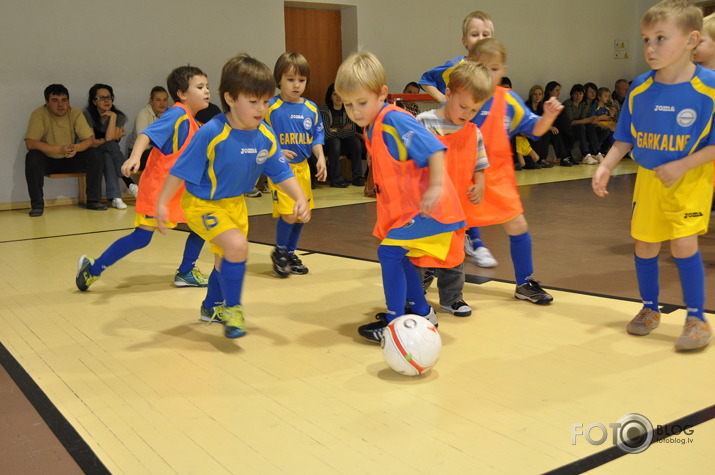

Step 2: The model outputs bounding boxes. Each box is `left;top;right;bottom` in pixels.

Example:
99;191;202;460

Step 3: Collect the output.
201;213;218;231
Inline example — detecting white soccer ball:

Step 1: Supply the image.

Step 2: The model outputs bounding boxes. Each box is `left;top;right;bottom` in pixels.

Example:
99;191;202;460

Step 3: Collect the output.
381;315;442;376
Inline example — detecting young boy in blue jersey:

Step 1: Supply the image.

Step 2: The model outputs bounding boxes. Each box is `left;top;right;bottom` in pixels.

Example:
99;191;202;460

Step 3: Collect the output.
593;0;715;351
335;51;466;343
264;52;327;278
419;11;497;269
157;53;309;339
76;66;210;291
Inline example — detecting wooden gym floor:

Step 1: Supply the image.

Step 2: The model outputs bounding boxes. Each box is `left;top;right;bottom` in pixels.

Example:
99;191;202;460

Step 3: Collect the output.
1;159;714;474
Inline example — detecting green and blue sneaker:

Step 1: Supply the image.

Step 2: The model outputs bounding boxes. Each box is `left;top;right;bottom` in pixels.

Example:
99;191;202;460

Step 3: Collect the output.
220;305;247;339
76;255;99;291
200;305;224;324
174;267;209;287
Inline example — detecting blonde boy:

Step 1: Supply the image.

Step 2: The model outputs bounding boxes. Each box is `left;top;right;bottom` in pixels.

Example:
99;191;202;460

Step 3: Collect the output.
694;12;715;69
593;0;715;350
335;52;466;342
413;61;492;317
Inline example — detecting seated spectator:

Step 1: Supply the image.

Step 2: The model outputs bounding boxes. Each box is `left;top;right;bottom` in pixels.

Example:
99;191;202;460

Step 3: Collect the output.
525;84;570;167
402;82;420;94
126;86;169;197
319;83;364;187
540;81;577;166
561;83;601;164
84;84;131;209
500;76;512;88
24;84;106;217
590;87;616;154
612;79;629;107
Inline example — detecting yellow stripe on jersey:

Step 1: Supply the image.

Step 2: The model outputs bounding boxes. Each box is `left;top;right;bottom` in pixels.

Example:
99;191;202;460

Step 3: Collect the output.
505;92;524;134
265;99;283;127
383;124;408;161
206;123;232;199
258;123;278;157
442;58;465;87
688;76;715;155
173;115;189;153
628;76;653;140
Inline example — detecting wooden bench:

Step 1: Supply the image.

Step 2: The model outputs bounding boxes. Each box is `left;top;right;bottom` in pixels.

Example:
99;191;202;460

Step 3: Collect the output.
46;173;86;204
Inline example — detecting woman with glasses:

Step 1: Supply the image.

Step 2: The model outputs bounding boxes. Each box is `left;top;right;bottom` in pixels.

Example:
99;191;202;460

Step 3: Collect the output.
83;83;131;209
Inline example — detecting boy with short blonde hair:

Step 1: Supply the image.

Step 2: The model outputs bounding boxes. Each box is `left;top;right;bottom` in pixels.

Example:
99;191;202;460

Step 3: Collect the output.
593;0;715;351
335;51;466;342
413;61;492;317
695;13;715;69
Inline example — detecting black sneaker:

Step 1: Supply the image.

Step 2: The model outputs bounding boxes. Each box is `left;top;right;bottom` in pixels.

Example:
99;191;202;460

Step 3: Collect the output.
560;158;574;167
271;249;291;278
440;299;472;317
515;277;553;305
539;160;553;168
352;176;366;186
288;252;309;275
358;313;389;343
422;269;435;293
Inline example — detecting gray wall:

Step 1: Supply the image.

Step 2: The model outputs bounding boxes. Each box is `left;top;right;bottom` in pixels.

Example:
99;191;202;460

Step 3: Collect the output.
1;0;659;208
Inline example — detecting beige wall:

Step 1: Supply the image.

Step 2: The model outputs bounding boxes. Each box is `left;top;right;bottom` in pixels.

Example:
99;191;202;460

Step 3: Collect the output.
1;0;660;207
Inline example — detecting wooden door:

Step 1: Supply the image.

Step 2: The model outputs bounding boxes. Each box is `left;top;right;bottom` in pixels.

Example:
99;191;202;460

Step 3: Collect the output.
284;7;342;106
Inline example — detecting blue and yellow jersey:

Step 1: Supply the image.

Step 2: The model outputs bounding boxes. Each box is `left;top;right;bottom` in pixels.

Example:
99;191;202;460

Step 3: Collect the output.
615;65;715;170
142;105;193;155
170;114;293;200
418;56;466;93
264;96;324;163
471;90;540;138
366;104;446;166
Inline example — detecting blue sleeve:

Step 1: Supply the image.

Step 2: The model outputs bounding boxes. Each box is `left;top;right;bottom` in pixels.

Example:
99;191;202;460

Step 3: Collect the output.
261;130;294;184
418;57;463;92
382;109;446;167
312;104;325;146
170;123;213;185
505;91;540;138
143;107;190;155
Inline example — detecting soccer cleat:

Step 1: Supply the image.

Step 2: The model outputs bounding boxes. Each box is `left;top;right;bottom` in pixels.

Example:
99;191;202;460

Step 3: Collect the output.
441;299;472;317
200;305;224;324
626;308;661;336
674;317;712;351
174;267;209;287
271;249;291;278
220;305;247;339
112;198;127;209
128;183;139;197
288;253;309;275
514;277;553;305
473;246;498;268
358;313;389;343
420;307;439;327
422;269;435;293
76;255;99;291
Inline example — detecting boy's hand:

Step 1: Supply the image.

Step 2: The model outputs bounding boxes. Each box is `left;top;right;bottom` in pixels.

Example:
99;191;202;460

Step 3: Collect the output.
655;160;687;187
282;149;298;162
293;199;311;223
121;156;141;176
592;165;611;197
156;204;170;235
420;185;441;215
315;156;327;182
467;184;483;204
542;97;564;117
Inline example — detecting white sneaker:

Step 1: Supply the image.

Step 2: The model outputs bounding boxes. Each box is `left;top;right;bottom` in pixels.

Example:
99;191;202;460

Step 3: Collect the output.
464;235;478;257
582;155;599;165
595;153;605;163
112;198;127;209
128;183;139;197
473;246;498;268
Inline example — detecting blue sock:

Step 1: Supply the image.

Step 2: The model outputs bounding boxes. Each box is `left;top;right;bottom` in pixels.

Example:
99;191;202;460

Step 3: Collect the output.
217;259;246;307
276;218;292;251
91;227;153;276
378;245;410;321
178;231;204;274
509;232;533;285
288;222;304;253
466;227;484;248
635;254;660;312
202;268;223;309
402;256;430;316
673;251;705;321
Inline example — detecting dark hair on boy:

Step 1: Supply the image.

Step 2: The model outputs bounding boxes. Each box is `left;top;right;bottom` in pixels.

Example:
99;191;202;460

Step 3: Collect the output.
44;84;69;101
166;65;206;103
219;53;275;112
273;52;310;86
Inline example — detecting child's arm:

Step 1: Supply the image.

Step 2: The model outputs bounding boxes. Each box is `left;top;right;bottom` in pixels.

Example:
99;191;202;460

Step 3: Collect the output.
155;174;184;234
422;85;447;104
655;145;715;188
276;176;311;222
421;150;446;213
311;143;327;182
592;140;633;197
122;134;151;175
467;169;485;204
532;97;564;137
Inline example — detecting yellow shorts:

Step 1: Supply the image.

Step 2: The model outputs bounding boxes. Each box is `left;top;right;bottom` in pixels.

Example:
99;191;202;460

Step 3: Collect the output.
181;191;248;257
631;163;714;242
382;231;454;261
515;136;533;156
133;213;178;229
268;161;314;218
